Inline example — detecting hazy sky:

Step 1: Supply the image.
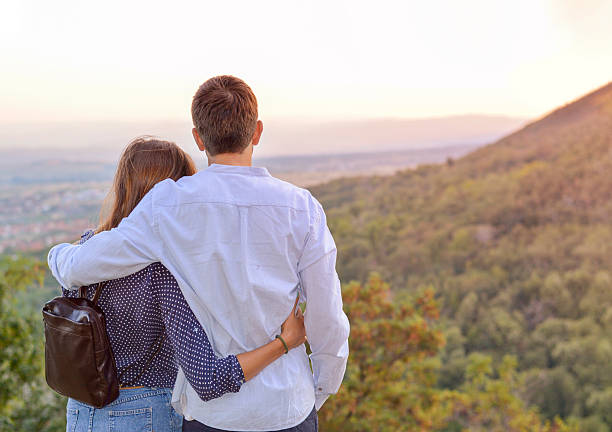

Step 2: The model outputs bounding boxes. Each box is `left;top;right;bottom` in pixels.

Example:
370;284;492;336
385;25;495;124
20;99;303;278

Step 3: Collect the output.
2;0;611;123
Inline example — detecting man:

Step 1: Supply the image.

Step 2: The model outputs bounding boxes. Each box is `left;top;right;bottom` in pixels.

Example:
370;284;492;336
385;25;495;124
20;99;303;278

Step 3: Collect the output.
48;75;350;432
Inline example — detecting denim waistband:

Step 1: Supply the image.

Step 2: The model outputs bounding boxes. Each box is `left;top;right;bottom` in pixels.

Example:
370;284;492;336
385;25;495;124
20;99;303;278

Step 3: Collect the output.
69;386;173;408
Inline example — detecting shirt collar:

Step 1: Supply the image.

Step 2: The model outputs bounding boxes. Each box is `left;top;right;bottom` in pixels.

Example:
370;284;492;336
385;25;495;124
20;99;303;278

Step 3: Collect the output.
205;163;271;177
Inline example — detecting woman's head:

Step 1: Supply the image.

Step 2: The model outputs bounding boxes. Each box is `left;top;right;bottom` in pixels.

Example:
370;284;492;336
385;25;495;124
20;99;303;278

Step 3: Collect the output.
98;136;197;232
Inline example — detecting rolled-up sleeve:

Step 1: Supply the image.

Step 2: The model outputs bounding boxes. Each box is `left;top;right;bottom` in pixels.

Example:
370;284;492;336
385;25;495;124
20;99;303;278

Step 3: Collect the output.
48;191;162;289
298;196;350;410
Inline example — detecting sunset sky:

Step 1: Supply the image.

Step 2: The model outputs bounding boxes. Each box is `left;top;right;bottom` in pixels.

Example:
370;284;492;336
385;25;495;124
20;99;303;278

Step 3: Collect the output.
1;0;611;124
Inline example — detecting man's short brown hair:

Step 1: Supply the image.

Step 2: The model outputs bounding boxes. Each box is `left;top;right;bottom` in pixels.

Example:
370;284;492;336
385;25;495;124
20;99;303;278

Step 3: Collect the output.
191;75;258;156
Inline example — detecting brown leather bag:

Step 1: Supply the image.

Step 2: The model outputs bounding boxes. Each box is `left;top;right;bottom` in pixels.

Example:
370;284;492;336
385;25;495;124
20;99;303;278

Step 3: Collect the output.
42;282;120;408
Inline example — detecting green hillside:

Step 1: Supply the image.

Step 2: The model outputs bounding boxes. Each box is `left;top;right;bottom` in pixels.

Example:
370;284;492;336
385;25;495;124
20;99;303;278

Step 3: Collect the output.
313;82;612;429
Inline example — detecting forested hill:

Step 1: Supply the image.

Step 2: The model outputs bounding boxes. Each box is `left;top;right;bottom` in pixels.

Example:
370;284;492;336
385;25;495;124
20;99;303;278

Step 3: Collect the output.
312;82;612;428
314;81;612;283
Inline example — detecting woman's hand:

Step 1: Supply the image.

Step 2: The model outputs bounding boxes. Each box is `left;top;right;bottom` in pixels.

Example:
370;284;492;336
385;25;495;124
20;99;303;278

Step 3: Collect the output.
280;296;306;350
236;296;307;381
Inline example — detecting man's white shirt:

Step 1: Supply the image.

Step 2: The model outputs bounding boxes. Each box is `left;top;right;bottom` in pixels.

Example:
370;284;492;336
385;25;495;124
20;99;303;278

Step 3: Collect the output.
48;164;350;431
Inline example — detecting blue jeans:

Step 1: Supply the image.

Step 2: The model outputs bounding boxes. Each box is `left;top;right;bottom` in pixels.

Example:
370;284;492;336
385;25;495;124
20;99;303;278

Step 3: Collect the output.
66;387;182;432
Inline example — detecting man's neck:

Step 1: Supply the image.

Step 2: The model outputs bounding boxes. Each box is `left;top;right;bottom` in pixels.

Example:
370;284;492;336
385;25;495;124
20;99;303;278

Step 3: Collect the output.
208;152;253;167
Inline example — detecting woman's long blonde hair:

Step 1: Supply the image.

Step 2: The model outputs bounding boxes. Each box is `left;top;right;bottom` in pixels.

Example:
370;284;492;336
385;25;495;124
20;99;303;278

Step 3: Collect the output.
98;136;197;232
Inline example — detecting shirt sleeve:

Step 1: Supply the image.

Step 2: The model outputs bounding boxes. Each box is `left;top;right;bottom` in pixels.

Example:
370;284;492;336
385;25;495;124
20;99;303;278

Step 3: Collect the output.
298;196;350;410
48;191;162;290
61;229;96;298
150;266;245;401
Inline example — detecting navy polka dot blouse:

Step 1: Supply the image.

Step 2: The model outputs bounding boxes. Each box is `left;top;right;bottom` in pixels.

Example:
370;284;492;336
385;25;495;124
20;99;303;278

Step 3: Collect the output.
62;230;245;401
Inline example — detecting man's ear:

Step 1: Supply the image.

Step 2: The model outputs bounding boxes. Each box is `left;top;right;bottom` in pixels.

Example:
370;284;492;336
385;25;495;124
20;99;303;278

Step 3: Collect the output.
251;120;263;147
192;128;206;152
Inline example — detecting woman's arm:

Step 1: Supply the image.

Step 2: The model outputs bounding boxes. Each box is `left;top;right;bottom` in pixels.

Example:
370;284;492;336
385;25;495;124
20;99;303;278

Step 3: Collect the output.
151;266;306;401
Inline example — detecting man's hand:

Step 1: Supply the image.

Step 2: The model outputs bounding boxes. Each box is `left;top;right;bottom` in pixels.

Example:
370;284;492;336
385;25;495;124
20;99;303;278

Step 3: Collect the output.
280;296;306;350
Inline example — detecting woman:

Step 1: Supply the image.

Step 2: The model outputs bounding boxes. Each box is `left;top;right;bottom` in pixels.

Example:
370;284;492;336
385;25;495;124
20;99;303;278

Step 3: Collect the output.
62;137;305;432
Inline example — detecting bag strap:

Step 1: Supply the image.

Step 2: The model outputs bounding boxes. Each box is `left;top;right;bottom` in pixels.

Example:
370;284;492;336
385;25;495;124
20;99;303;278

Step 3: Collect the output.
91;282;105;305
118;333;167;387
78;282;106;305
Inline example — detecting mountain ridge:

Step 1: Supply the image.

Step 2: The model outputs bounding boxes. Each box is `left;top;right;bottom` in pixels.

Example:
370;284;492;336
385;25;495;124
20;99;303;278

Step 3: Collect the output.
460;81;612;175
310;81;612;426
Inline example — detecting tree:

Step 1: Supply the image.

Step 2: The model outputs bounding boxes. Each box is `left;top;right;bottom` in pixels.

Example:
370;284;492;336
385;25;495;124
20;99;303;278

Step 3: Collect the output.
0;255;65;431
446;355;577;432
318;274;452;431
317;274;576;431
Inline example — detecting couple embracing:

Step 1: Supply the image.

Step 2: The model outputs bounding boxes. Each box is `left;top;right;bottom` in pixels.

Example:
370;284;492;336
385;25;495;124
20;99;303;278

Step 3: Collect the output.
48;75;350;432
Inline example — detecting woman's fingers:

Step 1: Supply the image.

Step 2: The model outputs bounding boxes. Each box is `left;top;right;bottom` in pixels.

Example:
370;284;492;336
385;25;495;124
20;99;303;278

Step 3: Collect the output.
292;294;300;316
282;296;300;330
280;294;307;349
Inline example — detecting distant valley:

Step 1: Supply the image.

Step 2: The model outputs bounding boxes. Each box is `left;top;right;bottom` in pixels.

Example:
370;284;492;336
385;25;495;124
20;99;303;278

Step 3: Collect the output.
0;142;482;253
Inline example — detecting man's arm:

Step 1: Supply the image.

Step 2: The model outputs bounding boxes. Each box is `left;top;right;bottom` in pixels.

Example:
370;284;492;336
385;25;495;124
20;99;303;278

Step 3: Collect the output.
298;197;350;410
48;191;162;289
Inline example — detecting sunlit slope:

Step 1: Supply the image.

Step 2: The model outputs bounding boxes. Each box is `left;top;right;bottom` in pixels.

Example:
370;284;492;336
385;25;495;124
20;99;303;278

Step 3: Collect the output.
313;81;612;284
463;81;612;174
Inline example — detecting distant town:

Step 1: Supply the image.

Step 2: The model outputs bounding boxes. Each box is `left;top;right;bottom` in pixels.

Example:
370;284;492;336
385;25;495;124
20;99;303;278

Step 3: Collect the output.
0;143;479;253
0;182;106;253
